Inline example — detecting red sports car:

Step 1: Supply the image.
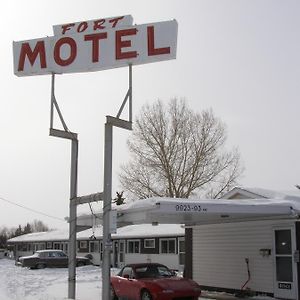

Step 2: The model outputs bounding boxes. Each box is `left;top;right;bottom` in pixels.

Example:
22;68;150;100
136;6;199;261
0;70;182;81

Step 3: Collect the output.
111;263;201;300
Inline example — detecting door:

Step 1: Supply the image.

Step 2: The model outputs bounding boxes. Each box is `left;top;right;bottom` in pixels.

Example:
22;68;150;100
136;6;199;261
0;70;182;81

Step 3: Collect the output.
178;237;185;270
116;266;137;299
273;227;297;299
113;241;118;267
119;241;125;268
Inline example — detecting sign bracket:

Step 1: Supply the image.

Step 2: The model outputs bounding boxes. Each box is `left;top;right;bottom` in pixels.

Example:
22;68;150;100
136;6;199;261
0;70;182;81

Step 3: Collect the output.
116;64;132;122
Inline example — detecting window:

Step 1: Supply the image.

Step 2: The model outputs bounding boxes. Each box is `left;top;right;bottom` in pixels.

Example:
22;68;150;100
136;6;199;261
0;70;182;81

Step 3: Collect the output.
38;243;46;250
100;242;103;260
18;244;27;251
119;241;125;263
46;242;52;249
144;239;155;249
121;267;134;278
127;240;140;254
53;242;61;250
89;241;100;253
79;241;87;249
160;238;176;254
56;251;67;257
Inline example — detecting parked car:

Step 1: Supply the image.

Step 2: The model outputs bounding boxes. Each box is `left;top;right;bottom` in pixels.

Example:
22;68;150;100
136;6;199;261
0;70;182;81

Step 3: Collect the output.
111;263;201;300
18;250;91;269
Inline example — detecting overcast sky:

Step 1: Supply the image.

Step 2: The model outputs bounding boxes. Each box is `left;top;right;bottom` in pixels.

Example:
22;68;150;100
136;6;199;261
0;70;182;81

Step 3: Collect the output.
1;0;299;230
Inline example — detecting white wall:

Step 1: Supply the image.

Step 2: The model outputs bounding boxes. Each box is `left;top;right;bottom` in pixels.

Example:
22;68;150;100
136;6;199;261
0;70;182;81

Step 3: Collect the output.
193;219;294;294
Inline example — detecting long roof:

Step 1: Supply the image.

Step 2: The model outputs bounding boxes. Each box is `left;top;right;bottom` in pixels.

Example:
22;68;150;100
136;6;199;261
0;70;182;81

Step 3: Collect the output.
8;223;184;243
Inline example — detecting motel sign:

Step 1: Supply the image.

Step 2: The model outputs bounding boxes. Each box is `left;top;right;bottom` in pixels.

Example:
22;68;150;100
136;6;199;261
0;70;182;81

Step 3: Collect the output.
13;15;178;76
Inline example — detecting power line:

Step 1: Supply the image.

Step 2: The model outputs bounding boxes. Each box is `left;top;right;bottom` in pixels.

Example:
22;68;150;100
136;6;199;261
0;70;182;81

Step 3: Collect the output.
0;196;65;222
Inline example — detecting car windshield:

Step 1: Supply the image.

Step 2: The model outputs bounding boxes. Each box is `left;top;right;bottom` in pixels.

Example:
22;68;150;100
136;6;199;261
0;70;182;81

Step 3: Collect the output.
135;265;174;279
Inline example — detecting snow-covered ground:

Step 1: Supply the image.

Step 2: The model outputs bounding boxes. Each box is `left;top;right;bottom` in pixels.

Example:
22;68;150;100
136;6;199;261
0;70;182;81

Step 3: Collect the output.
0;258;214;300
0;258;277;300
0;258;107;300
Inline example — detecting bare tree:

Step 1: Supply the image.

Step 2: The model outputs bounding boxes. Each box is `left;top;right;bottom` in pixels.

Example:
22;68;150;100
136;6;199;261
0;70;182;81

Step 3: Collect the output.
31;220;49;232
120;98;243;199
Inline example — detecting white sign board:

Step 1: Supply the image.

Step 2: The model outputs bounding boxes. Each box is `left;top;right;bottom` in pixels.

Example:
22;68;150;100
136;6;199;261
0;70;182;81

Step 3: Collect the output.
13;19;178;77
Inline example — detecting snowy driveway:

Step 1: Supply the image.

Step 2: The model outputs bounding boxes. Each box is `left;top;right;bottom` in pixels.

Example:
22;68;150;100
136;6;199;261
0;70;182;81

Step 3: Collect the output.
0;258;103;300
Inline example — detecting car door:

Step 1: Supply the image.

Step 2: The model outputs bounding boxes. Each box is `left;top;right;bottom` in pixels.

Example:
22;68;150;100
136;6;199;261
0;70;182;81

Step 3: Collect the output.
55;251;68;267
116;267;139;299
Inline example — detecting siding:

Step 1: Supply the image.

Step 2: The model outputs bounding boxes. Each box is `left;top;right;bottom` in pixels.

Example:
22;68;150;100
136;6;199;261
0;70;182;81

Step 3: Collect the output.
193;219;294;294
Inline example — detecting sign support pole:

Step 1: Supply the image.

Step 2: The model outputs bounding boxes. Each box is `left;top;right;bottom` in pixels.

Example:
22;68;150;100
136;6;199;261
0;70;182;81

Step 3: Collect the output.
49;73;78;300
68;139;78;299
102;120;113;300
102;64;133;300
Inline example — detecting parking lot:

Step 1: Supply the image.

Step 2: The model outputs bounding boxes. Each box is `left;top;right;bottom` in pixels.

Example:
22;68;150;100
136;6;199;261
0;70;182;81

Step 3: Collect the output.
0;258;278;300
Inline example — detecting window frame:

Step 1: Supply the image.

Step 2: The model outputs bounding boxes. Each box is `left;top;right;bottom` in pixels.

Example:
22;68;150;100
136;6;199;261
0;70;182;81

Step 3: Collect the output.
144;238;155;249
159;238;176;254
127;239;140;254
79;241;88;249
89;240;100;253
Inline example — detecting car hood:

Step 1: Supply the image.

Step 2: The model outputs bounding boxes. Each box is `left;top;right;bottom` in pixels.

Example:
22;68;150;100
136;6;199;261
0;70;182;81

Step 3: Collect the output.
141;277;199;291
19;255;36;260
76;256;89;260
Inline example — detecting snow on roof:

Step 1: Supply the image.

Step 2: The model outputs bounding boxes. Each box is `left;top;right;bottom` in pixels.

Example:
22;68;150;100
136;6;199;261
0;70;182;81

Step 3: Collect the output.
223;186;300;201
112;224;184;238
8;223;184;243
121;196;300;210
244;187;300;200
8;228;69;243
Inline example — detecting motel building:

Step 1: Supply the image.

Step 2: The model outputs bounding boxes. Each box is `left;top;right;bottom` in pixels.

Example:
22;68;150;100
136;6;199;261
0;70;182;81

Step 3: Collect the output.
8;223;185;271
7;186;300;300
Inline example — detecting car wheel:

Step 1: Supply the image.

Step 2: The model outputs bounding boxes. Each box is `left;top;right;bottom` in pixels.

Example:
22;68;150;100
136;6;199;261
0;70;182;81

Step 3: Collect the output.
141;290;152;300
36;263;46;269
111;284;118;300
77;262;85;267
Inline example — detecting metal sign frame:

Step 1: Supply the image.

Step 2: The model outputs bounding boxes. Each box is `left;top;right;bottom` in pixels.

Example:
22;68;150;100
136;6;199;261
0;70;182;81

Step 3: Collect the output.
49;65;132;299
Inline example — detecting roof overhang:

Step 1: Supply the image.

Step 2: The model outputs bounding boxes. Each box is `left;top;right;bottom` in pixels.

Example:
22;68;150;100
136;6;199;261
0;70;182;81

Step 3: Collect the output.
76;197;300;228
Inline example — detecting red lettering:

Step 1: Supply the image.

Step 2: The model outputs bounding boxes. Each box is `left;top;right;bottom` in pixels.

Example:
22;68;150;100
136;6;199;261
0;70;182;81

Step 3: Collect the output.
84;33;107;62
54;37;77;66
93;19;106;31
115;28;138;60
18;41;47;71
77;22;88;33
61;23;75;35
147;26;170;56
109;16;124;28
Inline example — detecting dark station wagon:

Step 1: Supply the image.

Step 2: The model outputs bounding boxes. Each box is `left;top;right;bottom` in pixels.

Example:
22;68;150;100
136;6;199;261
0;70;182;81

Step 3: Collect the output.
19;249;91;269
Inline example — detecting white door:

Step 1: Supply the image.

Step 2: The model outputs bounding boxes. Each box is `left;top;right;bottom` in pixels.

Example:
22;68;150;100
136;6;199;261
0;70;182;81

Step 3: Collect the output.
273;227;297;299
178;237;185;270
119;241;125;268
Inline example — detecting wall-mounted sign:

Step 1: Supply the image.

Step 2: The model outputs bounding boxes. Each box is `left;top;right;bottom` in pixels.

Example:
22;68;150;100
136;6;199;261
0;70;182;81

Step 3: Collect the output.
13;16;178;77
